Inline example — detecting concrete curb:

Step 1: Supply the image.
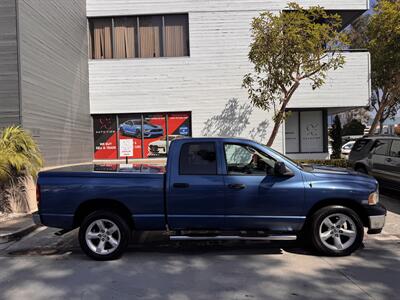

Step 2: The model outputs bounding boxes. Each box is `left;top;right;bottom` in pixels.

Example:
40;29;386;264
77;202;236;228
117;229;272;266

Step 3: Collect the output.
0;224;40;244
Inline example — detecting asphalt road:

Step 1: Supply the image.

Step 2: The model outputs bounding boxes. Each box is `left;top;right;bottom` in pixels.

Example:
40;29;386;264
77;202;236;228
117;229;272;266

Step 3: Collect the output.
0;193;399;300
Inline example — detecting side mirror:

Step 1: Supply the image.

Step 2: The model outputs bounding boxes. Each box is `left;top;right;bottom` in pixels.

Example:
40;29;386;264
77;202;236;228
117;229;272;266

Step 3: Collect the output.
274;161;292;176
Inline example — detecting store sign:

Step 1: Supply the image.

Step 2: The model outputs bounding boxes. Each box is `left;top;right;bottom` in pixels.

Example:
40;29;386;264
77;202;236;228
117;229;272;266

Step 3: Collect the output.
300;111;323;152
93;115;118;159
285;112;299;153
119;139;134;157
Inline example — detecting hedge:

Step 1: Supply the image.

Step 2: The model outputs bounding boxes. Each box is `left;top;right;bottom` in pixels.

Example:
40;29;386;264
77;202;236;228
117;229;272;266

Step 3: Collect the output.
294;159;349;168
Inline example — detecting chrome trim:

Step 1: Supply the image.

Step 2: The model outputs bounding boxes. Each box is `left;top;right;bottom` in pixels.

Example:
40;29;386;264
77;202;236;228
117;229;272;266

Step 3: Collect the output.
32;212;42;226
369;215;385;230
170;235;297;241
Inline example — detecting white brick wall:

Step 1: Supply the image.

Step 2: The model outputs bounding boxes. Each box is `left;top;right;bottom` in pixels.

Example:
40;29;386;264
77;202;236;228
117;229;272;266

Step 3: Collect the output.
88;0;370;153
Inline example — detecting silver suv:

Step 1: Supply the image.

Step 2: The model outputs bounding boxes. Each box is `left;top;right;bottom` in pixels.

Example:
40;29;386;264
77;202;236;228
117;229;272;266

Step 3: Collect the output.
349;136;400;191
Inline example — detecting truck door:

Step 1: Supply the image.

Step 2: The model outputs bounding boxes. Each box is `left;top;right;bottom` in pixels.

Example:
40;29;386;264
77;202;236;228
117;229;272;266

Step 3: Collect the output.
222;143;305;232
167;141;225;229
370;139;392;183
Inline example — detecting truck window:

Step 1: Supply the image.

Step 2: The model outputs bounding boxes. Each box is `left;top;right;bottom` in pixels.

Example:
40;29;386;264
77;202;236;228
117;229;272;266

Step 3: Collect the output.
224;143;276;176
352;139;370;152
373;139;390;156
390;140;400;157
179;142;217;175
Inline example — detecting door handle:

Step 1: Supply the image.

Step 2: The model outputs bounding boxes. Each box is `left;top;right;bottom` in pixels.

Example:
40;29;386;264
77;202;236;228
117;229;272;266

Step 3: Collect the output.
385;158;392;162
228;183;246;190
173;183;190;188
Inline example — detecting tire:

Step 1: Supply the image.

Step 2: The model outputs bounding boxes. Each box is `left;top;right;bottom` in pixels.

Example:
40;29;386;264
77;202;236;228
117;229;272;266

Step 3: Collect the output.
310;206;364;256
78;210;131;261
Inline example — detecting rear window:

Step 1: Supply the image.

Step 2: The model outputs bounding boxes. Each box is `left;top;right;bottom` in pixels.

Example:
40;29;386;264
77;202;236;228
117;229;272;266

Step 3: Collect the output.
179;142;217;175
352;139;370;152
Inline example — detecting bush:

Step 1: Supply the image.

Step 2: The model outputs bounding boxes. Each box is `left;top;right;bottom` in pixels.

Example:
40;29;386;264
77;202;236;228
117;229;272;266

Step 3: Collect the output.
0;126;43;213
295;159;349;168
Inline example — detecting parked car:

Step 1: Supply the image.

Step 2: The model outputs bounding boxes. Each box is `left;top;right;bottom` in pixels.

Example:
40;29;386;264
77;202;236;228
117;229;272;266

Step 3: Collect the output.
349;136;400;191
148;135;184;156
341;141;355;159
119;120;164;138
34;137;386;260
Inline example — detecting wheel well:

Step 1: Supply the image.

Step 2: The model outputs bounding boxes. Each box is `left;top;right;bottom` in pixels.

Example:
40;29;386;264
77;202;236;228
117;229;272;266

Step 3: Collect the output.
74;199;134;229
304;199;369;228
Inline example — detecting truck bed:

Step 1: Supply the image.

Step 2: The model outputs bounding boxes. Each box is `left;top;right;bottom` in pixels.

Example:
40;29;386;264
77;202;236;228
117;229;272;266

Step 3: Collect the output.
38;163;166;230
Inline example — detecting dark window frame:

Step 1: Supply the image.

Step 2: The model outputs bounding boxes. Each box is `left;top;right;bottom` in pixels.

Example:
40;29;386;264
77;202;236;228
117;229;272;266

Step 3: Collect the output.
88;13;190;60
179;142;218;176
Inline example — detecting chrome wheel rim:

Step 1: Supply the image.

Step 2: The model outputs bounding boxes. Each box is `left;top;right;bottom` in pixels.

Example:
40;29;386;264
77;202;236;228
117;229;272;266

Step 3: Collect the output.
85;219;121;255
319;213;357;251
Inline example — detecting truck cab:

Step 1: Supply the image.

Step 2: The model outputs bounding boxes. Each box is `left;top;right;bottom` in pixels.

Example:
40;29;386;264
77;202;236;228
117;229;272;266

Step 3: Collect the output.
34;137;386;260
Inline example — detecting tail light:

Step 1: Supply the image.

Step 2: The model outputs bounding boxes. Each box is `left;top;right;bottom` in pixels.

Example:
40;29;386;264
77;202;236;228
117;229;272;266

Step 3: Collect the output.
36;183;41;208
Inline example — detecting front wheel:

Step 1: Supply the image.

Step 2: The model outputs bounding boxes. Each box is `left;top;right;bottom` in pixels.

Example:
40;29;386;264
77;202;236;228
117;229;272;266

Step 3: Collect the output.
310;206;364;256
79;211;131;260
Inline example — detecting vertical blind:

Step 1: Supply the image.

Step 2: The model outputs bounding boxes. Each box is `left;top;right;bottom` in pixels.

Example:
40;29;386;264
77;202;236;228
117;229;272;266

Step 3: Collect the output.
89;14;189;59
90;18;113;59
114;17;136;59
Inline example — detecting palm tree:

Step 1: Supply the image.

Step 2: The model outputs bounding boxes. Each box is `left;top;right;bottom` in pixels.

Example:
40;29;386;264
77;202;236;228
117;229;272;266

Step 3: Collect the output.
0;126;43;213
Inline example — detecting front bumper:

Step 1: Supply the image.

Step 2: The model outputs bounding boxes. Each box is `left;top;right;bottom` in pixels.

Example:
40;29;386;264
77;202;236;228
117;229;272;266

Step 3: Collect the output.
32;211;42;226
365;203;386;234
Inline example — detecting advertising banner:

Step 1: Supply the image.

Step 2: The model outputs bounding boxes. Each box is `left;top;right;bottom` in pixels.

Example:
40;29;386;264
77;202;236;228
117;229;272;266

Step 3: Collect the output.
118;114;143;159
93;115;118;159
143;113;167;158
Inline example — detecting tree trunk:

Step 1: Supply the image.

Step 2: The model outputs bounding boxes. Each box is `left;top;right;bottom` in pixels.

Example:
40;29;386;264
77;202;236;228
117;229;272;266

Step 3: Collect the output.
266;82;300;147
369;103;386;135
379;119;384;134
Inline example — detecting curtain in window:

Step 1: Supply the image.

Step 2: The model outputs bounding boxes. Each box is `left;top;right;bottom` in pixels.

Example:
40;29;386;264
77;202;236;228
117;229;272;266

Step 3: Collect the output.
139;16;162;58
114;17;136;59
91;18;113;59
164;15;189;57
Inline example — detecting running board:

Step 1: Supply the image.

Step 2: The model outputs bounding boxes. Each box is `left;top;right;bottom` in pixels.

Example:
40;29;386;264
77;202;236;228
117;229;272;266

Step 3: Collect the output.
169;235;297;241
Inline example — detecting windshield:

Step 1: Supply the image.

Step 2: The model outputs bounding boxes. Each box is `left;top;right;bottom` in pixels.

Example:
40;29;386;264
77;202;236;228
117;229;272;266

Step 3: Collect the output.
254;141;303;169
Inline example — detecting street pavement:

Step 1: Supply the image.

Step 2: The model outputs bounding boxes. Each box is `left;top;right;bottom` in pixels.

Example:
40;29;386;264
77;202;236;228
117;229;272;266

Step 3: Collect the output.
0;193;399;300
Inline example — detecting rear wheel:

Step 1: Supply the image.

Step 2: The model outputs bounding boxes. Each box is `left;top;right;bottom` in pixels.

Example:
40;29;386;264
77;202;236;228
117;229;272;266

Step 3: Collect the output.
310;206;364;256
79;211;131;260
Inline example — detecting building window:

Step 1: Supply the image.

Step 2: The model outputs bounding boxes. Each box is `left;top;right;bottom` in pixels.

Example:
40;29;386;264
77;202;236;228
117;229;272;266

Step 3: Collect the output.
285;110;327;153
88;14;189;59
89;18;113;59
114;17;137;58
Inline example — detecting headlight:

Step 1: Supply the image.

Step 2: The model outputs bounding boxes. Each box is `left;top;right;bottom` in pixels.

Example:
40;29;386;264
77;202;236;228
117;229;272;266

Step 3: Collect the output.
368;191;379;205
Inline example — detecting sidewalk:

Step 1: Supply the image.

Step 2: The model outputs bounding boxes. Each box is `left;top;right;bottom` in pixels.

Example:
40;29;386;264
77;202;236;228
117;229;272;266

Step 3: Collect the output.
0;213;38;243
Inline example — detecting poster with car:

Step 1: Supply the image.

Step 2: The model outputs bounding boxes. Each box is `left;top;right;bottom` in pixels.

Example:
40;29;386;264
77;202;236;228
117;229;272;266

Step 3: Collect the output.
118;114;143;159
93;115;118;159
143;113;167;158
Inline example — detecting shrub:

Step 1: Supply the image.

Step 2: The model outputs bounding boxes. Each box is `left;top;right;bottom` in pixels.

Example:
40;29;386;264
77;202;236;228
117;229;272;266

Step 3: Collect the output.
0;126;43;213
295;159;349;168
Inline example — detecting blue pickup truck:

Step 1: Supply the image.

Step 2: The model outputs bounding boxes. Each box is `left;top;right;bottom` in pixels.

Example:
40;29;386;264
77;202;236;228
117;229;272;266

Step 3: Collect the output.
34;137;386;260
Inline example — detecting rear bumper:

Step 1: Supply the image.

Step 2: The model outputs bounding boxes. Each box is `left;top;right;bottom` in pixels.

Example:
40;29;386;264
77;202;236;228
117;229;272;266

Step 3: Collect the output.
32;211;42;226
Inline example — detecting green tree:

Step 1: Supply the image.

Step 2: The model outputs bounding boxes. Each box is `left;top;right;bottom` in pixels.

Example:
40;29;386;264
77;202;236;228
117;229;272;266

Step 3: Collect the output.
348;0;400;134
329;115;342;159
0;126;43;213
342;119;366;136
243;2;348;147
